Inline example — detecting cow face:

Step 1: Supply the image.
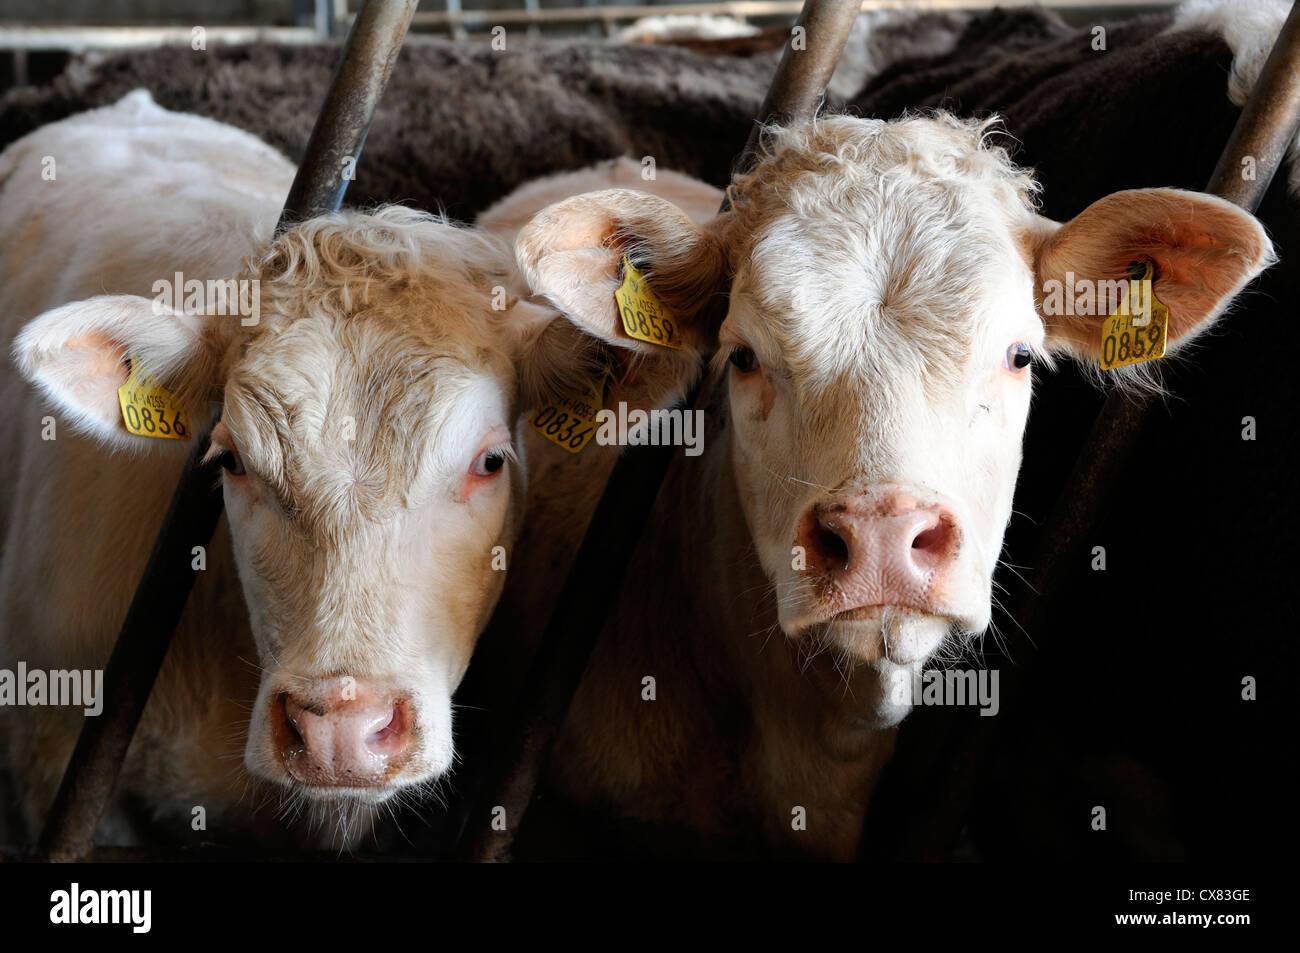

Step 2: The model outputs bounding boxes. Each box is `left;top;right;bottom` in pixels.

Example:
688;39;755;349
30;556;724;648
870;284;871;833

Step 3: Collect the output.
720;213;1040;669
12;207;632;816
518;114;1272;698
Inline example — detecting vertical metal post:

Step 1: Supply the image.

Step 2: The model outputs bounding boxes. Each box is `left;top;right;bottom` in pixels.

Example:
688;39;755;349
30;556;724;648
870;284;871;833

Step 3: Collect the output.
524;0;543;40
292;0;332;38
280;1;418;226
730;0;862;178
445;0;468;42
458;0;864;863
859;0;1300;861
37;0;418;863
316;0;334;40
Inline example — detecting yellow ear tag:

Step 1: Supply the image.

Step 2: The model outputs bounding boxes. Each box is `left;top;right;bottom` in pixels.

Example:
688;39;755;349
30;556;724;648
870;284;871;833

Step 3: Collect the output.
530;364;610;454
117;355;190;439
1100;260;1169;371
614;256;684;350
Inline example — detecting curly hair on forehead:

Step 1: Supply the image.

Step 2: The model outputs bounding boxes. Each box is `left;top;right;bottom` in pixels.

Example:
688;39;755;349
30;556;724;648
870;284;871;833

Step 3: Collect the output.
140;205;526;458
246;205;514;326
723;112;1041;251
711;113;1047;399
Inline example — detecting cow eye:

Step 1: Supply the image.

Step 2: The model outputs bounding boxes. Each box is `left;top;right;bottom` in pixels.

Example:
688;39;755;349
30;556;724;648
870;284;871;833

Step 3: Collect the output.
728;345;759;374
218;448;246;476
1005;343;1032;372
471;447;508;478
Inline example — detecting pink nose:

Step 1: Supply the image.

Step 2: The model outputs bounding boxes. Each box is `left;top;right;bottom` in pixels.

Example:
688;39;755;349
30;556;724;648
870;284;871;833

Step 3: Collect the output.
797;485;960;611
271;685;413;788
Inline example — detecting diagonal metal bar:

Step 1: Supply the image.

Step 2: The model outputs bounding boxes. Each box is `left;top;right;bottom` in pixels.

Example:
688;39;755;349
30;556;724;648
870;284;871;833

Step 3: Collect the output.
859;0;1300;861
37;0;418;863
458;0;864;864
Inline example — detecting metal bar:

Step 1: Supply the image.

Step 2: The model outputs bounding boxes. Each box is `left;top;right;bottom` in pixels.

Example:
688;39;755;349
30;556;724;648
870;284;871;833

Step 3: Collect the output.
402;0;1167;31
36;435;223;863
731;0;863;179
524;0;543;40
458;0;863;864
280;0;418;227
0;2;1174;50
1205;0;1300;207
859;0;1300;861
10;46;27;86
444;0;467;43
315;0;333;40
0;26;321;51
36;0;418;864
413;2;802;28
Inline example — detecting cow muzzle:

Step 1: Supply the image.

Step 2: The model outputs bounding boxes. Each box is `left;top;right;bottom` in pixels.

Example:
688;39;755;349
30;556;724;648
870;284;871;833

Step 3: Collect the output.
266;678;415;793
787;483;979;663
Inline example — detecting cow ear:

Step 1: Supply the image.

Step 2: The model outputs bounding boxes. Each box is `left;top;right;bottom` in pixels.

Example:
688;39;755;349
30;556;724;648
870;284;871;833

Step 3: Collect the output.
1028;188;1274;360
513;188;728;409
13;294;216;450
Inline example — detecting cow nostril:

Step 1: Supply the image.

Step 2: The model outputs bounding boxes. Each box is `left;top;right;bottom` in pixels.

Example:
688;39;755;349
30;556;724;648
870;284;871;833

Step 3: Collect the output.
909;515;958;570
366;712;398;749
277;693;304;746
815;523;850;569
912;525;946;552
363;700;409;756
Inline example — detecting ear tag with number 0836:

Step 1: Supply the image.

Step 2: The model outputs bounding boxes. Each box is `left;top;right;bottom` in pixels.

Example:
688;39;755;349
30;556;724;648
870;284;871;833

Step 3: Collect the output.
1100;259;1169;371
117;355;189;439
614;256;684;350
530;364;611;454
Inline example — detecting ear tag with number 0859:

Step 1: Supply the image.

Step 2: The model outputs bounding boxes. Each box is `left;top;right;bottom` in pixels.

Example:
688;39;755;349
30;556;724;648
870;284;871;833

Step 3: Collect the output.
1100;259;1169;371
117;355;189;439
614;256;684;350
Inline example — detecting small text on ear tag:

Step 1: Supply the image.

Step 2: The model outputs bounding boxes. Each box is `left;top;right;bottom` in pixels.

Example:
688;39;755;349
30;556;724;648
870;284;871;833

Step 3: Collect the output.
1100;260;1168;371
530;365;610;454
117;355;189;439
614;256;684;350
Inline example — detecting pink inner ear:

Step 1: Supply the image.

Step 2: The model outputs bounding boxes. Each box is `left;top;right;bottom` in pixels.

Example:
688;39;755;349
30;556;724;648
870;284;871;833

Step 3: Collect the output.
60;331;130;428
518;198;618;262
529;246;623;337
1118;240;1261;342
64;332;129;379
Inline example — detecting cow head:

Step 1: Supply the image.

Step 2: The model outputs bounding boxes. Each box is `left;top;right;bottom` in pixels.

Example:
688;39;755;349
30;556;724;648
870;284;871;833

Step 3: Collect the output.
517;114;1273;709
12;206;652;819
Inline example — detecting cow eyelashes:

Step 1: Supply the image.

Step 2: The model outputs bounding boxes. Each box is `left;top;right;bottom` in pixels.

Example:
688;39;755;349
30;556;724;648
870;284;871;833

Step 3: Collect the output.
1005;343;1033;372
728;345;760;374
218;448;246;477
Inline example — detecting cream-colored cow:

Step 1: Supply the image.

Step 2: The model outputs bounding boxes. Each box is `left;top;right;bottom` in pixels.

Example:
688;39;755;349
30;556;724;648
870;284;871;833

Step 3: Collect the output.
0;92;679;847
491;113;1273;858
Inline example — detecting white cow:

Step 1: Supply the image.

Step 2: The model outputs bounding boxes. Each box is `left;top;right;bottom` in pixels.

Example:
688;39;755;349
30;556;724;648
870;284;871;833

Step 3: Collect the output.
486;113;1274;858
0;92;682;847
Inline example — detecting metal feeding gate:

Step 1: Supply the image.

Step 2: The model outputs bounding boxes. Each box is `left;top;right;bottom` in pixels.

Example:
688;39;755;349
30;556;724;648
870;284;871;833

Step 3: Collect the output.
15;0;1300;863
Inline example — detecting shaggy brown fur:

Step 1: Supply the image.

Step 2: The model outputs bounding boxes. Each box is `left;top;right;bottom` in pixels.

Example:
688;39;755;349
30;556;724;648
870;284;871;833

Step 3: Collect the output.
0;39;772;219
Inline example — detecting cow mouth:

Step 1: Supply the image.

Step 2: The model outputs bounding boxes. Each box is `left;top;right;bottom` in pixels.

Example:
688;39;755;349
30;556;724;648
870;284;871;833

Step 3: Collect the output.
832;606;905;623
289;774;405;800
793;602;940;632
798;605;958;666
